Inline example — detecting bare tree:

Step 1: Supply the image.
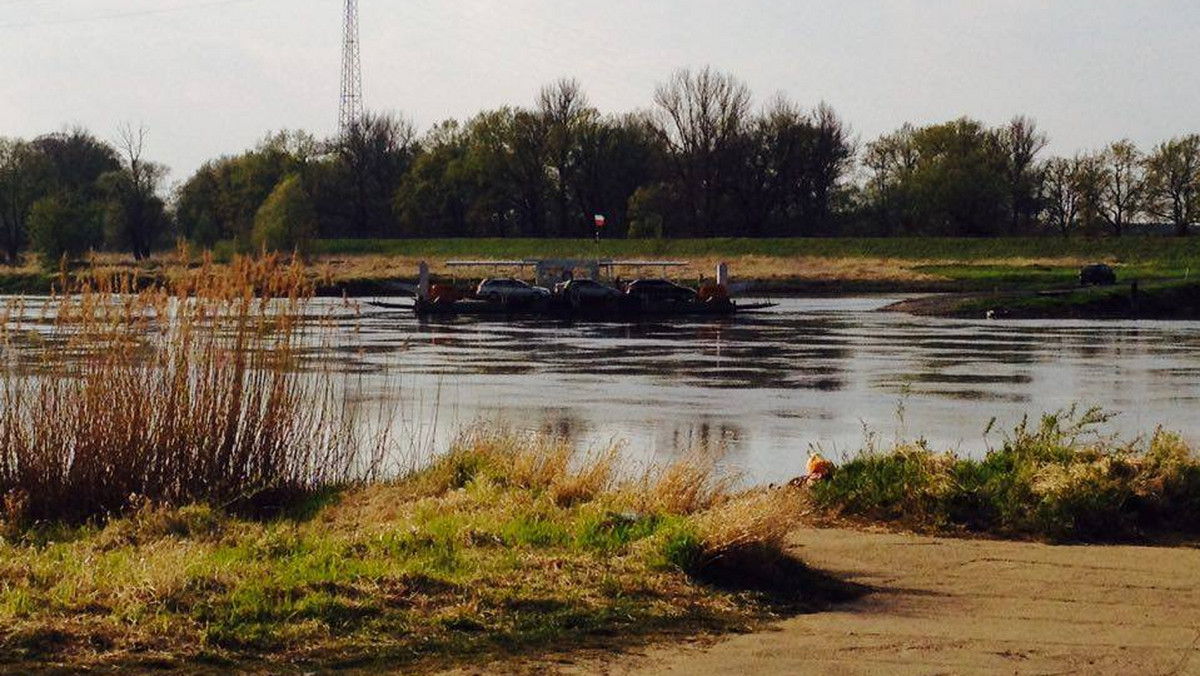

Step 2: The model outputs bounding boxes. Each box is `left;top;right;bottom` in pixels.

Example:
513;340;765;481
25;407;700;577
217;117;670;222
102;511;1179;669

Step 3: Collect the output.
106;124;168;260
1096;140;1145;237
999;116;1049;234
537;78;594;236
1144;135;1200;237
653;67;752;235
1041;157;1085;238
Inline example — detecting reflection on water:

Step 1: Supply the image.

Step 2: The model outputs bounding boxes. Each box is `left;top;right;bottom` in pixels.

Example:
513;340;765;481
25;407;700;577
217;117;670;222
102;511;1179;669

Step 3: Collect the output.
5;295;1200;484
317;296;1200;483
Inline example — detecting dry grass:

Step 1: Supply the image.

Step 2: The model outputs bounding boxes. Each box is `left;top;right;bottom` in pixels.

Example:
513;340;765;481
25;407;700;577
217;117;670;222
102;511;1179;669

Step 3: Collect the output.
0;247;387;523
0;432;824;675
5;249;1104;291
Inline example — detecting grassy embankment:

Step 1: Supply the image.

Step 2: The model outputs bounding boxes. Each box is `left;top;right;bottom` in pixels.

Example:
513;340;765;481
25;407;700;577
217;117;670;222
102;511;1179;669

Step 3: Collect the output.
811;409;1200;542
0;435;827;675
1;236;1197;296
0;256;836;674
914;278;1200;319
310;236;1200;295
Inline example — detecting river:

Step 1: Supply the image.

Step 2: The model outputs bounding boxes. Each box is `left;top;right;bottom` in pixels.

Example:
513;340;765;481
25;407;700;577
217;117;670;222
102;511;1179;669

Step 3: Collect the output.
316;295;1200;484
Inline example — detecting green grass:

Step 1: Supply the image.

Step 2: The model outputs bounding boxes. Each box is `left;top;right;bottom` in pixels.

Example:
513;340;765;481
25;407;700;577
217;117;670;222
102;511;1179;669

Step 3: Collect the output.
0;433;832;675
309;237;1200;294
811;409;1200;541
4;237;1198;297
947;279;1200;318
310;236;1200;265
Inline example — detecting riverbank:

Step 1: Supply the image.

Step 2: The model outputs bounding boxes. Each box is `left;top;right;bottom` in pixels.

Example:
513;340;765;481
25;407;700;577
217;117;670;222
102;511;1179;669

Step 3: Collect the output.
528;526;1200;676
887;279;1200;319
809;409;1200;542
0;434;847;676
0;236;1196;298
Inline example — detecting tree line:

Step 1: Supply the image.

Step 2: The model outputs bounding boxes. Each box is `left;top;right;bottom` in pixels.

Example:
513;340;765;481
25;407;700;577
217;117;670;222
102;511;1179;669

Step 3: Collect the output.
2;67;1199;265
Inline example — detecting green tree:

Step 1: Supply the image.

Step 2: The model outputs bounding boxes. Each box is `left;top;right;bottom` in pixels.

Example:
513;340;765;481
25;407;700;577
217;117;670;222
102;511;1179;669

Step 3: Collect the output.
30;128;119;202
174;131;319;249
174;162;224;246
332;113;418;237
627;184;667;239
908;119;1009;236
865;119;1009;236
252;175;317;255
394;120;480;237
460;107;549;237
0;138;48;264
1144;135;1200;237
1072;152;1107;236
570;112;662;239
735;98;853;236
27;194;102;266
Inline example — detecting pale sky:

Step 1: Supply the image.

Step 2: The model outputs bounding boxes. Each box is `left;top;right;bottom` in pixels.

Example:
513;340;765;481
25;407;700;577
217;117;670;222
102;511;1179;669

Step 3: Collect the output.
3;0;1198;184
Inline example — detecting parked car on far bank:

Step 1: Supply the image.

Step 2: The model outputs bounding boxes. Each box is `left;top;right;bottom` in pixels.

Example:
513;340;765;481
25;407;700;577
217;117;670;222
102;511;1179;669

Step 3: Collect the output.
1080;264;1117;287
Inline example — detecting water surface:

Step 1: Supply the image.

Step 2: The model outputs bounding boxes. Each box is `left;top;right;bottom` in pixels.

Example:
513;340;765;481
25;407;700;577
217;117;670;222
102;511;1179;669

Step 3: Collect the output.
325;296;1200;483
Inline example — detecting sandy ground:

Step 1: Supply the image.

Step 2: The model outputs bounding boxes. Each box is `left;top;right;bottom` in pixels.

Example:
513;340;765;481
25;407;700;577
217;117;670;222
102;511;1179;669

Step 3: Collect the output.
448;527;1200;676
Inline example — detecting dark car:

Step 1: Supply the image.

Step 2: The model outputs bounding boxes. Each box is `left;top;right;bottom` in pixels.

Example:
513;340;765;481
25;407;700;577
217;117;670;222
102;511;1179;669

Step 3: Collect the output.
1080;264;1117;287
624;279;698;304
555;279;622;304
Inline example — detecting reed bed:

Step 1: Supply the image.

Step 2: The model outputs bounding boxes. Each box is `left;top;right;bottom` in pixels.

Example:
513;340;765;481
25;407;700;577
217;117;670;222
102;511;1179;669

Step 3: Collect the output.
0;250;387;524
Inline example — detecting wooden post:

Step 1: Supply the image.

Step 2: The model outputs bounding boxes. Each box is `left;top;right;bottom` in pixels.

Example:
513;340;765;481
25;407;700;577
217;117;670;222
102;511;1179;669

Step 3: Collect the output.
418;261;430;300
716;262;729;288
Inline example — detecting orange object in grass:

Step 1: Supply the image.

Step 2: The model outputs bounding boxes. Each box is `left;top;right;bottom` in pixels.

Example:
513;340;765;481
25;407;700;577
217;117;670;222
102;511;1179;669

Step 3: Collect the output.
807;454;835;480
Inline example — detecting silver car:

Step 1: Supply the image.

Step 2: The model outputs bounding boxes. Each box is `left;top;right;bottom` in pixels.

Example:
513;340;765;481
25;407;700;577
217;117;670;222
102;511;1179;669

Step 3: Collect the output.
476;278;551;303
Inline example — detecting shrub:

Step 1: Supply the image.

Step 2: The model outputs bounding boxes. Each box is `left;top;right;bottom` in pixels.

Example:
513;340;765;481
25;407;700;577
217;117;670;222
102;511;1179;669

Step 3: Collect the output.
26;194;102;266
812;410;1200;541
251;175;317;256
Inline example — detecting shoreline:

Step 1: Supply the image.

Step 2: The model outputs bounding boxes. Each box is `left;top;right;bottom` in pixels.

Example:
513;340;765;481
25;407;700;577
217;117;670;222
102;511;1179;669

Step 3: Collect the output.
884;280;1200;320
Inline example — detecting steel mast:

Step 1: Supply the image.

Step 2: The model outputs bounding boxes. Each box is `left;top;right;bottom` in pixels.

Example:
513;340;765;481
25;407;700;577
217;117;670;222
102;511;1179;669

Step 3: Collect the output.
339;0;363;136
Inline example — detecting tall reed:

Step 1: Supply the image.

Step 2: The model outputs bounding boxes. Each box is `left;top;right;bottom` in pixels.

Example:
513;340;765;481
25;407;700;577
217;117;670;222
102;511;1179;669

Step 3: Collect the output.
0;250;386;522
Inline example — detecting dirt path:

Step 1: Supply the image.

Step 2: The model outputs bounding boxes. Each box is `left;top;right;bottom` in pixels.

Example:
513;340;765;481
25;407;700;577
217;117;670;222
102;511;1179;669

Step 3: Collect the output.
462;528;1200;675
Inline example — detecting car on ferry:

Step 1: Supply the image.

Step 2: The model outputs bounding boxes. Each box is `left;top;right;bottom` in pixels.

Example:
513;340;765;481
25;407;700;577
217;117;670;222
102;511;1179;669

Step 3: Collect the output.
623;279;698;304
476;278;551;304
554;278;623;304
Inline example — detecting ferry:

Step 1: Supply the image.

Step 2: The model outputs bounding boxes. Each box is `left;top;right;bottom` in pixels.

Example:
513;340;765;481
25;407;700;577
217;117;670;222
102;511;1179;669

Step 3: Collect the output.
372;259;776;319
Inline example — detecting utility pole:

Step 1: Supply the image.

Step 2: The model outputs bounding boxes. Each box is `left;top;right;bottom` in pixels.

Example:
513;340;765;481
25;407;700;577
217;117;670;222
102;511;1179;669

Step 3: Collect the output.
339;0;363;136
